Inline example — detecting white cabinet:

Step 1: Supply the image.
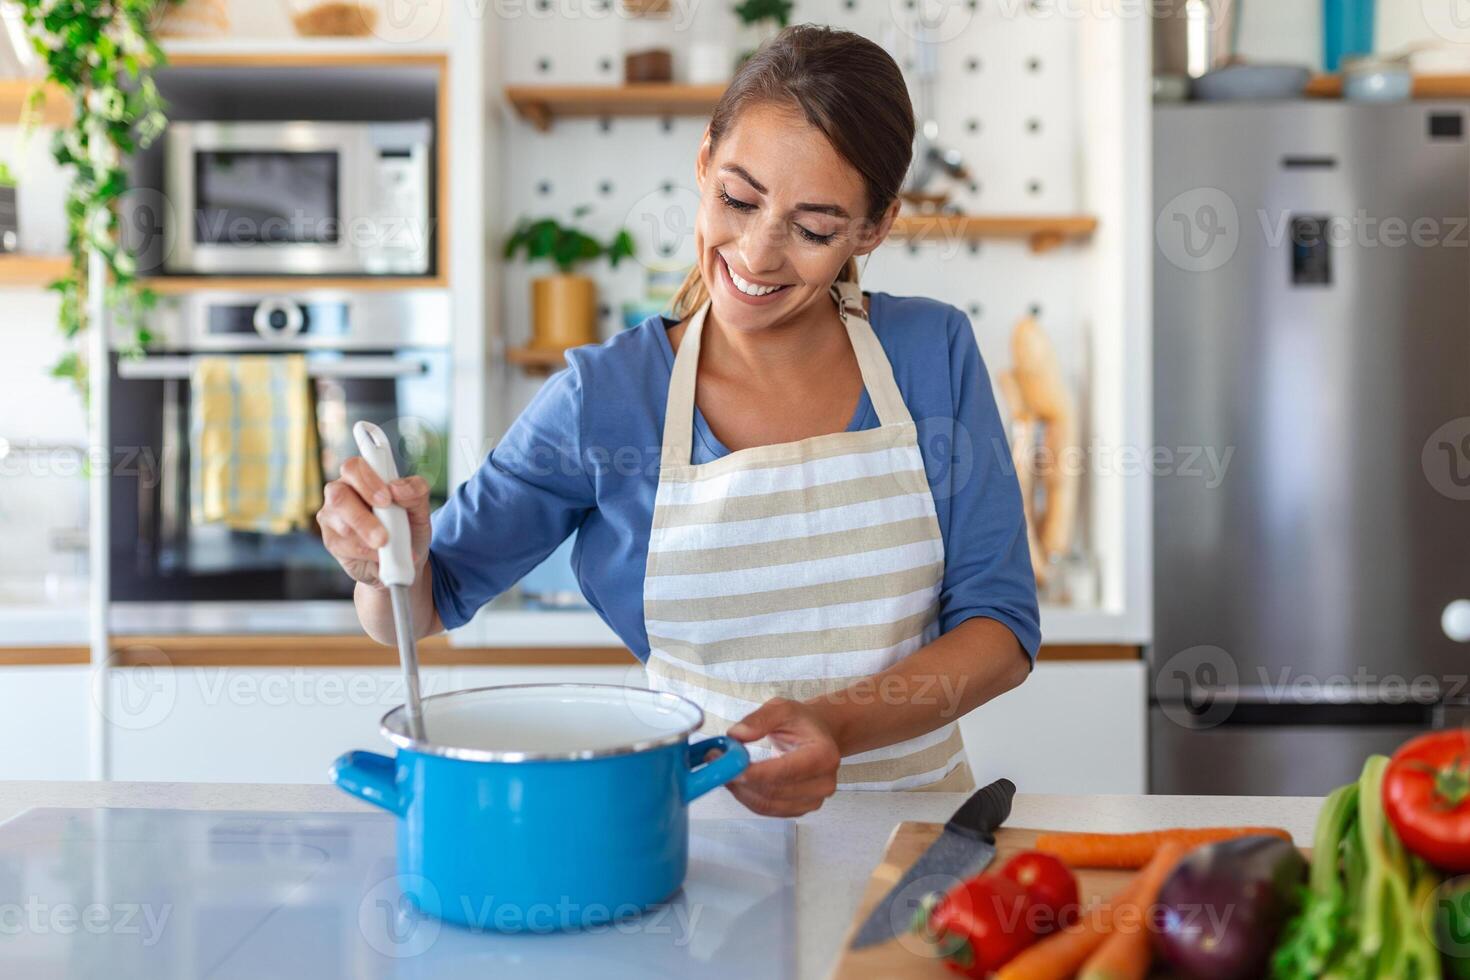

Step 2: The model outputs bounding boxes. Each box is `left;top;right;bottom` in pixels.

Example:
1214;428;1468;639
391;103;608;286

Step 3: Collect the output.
0;667;91;781
105;664;633;783
99;659;1144;791
959;661;1147;795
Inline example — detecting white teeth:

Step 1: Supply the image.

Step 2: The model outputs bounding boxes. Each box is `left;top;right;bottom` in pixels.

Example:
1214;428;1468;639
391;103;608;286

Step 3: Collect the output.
725;259;783;296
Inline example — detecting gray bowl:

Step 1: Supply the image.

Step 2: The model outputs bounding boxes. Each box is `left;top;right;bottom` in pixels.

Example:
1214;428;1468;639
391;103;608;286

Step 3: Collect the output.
1343;60;1413;102
1194;65;1312;101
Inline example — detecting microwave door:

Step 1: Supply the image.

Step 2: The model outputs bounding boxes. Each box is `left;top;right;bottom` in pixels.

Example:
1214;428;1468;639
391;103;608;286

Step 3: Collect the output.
165;122;360;276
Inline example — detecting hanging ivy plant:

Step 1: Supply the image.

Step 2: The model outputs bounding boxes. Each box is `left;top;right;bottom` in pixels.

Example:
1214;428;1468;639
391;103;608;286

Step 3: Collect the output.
12;0;183;392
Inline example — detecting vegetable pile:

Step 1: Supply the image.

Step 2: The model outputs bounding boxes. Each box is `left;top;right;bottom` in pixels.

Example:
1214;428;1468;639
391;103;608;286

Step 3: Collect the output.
1274;743;1470;980
910;828;1296;980
907;733;1470;978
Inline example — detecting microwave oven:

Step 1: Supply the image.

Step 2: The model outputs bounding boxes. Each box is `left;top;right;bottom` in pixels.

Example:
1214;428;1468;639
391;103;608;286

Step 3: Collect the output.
163;120;432;276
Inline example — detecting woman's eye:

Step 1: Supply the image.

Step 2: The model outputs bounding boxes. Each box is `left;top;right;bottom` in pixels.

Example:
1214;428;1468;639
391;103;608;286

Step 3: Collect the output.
797;225;836;245
718;189;756;212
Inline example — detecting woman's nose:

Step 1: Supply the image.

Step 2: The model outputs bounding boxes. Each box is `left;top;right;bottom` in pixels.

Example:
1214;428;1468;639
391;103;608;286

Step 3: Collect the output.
737;214;787;276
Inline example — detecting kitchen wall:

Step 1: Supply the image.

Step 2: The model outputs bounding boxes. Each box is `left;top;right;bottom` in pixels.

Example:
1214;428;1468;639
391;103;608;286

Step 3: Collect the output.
493;0;1108;620
0;125;85;597
497;0;1090;427
1236;1;1468;66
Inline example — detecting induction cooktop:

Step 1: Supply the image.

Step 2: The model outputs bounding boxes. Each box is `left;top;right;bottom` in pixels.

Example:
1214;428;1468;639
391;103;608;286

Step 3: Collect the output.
0;807;795;979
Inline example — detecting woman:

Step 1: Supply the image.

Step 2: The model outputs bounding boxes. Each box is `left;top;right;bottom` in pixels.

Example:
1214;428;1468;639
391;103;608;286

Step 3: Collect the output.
317;25;1040;816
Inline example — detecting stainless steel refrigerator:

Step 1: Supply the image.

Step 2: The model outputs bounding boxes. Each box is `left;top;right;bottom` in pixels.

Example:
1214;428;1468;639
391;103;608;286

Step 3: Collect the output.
1152;103;1470;795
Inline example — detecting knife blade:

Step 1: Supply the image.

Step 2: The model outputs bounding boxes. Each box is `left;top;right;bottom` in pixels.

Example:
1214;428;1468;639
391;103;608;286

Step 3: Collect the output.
848;777;1016;950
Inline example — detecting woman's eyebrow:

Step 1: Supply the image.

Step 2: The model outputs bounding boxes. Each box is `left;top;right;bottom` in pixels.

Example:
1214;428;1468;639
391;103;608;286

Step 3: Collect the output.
720;163;851;219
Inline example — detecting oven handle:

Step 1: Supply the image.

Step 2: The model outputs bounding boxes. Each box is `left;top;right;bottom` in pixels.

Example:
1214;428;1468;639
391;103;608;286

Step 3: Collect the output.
115;356;432;380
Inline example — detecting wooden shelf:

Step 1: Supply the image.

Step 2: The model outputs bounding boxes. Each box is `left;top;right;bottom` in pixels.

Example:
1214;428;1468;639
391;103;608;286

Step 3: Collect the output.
161;38;450;60
888;214;1098;253
1306;73;1470;99
0;80;71;127
505;344;572;373
0;254;70;287
140;274;447;294
505;83;726;131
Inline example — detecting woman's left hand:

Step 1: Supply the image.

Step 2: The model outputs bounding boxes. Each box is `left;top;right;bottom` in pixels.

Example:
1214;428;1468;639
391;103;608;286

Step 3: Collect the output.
725;698;842;817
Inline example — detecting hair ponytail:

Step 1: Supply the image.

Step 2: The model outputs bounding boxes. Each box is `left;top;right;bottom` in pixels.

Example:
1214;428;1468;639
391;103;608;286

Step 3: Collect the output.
666;25;912;322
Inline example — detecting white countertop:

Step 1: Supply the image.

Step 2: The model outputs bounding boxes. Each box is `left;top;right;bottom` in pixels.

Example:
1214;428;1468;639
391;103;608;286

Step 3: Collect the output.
0;781;1324;980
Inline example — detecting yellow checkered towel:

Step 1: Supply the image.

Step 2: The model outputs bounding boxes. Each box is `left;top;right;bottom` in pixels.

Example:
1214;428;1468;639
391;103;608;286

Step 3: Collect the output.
190;355;323;533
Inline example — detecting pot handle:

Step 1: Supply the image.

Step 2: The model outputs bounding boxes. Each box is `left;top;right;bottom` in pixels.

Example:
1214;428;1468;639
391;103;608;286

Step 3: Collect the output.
330;750;406;816
683;736;750;803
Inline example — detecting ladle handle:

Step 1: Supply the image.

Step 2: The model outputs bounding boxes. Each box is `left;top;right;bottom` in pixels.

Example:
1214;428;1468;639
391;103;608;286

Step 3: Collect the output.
351;421;415;588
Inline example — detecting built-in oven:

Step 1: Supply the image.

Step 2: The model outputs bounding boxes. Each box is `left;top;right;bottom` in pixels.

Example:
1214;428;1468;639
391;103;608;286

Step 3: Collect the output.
163;120;433;276
108;291;450;621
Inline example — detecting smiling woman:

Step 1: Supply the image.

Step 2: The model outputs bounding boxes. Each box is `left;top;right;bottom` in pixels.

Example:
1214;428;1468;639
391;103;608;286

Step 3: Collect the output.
317;25;1041;816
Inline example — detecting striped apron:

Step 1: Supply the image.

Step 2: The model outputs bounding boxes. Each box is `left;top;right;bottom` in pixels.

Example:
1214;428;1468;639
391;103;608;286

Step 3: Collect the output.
642;277;976;792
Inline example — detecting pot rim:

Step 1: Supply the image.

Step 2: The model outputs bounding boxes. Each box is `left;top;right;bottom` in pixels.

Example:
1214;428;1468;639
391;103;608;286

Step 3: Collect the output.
379;682;708;762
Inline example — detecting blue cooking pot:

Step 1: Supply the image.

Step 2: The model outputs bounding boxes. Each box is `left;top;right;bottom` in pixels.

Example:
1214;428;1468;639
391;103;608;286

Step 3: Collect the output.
330;683;748;932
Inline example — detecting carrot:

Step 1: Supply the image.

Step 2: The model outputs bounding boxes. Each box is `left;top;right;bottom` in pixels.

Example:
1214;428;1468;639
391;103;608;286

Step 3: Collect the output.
994;878;1142;980
1033;826;1292;869
996;842;1186;980
1076;841;1188;980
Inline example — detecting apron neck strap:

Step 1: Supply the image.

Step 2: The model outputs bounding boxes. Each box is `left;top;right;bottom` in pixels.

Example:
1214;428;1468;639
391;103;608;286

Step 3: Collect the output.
828;278;912;430
661;277;914;469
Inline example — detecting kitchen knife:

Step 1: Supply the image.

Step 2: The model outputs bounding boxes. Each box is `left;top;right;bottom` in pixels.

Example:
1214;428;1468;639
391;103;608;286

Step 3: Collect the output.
849;777;1016;950
352;421;427;742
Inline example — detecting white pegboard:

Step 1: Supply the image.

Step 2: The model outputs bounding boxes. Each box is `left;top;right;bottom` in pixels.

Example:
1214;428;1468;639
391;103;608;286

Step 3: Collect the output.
495;1;1091;403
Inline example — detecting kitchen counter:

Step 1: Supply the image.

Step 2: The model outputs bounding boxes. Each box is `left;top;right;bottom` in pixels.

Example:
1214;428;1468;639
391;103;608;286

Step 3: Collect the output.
0;781;1323;979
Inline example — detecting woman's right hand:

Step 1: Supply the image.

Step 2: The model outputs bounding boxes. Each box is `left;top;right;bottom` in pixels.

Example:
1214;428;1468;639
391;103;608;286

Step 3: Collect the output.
316;457;434;588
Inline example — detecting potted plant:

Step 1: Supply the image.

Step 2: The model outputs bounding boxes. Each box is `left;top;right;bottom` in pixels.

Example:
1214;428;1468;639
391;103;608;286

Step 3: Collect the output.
504;208;635;352
12;0;183;389
733;0;792;65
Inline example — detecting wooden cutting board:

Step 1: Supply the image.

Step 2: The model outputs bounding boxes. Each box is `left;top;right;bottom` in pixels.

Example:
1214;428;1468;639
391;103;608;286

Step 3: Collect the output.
829;822;1137;980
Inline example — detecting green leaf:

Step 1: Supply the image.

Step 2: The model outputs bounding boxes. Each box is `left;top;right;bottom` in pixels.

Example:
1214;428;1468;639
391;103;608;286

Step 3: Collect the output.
15;0;170;405
503;212;637;273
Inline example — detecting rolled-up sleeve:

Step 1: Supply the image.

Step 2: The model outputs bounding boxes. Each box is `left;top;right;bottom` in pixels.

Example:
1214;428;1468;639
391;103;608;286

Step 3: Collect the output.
428;365;595;630
935;312;1042;661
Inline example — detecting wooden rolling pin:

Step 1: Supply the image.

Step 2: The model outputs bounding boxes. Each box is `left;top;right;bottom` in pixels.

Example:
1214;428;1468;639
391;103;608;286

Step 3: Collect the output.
998;316;1079;587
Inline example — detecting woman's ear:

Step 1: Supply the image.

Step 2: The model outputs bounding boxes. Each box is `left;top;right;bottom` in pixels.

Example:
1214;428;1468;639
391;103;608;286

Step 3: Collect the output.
695;126;713;188
852;199;901;258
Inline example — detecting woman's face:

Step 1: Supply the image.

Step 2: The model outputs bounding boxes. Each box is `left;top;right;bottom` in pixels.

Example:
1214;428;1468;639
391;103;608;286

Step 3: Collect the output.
693;102;897;333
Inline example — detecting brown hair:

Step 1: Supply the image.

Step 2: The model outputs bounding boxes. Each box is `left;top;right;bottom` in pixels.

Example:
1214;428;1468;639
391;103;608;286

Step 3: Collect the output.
668;24;915;320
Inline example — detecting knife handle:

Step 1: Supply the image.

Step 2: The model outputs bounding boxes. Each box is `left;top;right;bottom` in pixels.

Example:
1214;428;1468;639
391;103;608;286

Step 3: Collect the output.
946;777;1016;843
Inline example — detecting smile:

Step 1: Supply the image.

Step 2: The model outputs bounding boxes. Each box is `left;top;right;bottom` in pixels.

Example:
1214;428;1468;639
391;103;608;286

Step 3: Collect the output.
718;253;791;303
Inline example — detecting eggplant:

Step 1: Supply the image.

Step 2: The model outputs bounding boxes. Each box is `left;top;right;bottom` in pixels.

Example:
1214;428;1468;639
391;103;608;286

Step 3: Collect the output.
1151;834;1307;980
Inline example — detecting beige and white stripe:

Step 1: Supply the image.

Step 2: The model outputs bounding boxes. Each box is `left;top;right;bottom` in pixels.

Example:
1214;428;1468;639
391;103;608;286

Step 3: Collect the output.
642;278;974;792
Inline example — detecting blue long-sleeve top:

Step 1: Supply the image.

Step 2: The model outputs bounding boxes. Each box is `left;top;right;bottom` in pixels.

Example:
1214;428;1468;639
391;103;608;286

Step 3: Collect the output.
429;291;1042;661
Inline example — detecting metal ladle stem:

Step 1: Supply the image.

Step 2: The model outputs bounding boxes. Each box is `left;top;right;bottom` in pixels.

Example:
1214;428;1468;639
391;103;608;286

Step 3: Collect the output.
352;420;427;742
389;585;426;741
